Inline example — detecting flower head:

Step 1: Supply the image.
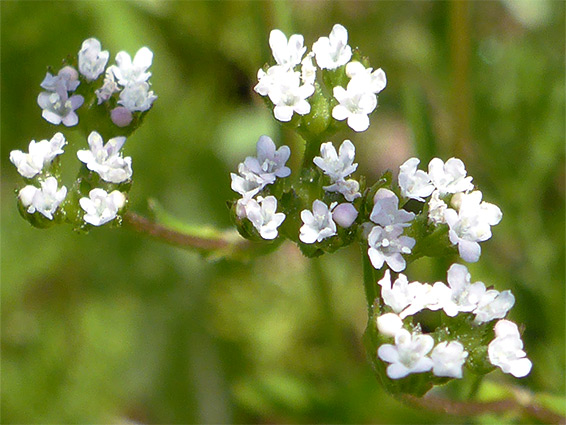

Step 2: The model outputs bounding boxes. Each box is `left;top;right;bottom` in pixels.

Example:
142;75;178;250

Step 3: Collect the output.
299;200;337;244
18;177;67;220
312;24;352;70
80;188;126;226
378;270;432;318
345;61;387;95
433;263;486;317
314;140;358;182
398;158;434;202
78;38;109;81
269;29;306;69
370;188;415;228
10;133;66;178
431;341;468;378
474;289;515;324
488;320;532;378
332;85;377;132
118;81;157;112
243;135;291;182
77;131;132;184
266;69;314;122
40;66;80;94
377;329;434;379
367;224;415;272
96;70;120;104
428;157;474;196
37;90;84;126
109;47;153;86
245;196;286;240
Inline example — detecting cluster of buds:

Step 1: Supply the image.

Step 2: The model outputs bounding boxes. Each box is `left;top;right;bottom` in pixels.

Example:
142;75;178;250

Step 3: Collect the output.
231;23;531;396
10;38;156;230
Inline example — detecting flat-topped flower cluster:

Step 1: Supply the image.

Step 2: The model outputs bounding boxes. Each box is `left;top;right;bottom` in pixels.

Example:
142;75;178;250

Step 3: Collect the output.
254;24;386;132
375;264;531;380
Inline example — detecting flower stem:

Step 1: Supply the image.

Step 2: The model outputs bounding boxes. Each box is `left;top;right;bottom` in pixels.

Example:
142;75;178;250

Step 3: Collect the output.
360;243;379;311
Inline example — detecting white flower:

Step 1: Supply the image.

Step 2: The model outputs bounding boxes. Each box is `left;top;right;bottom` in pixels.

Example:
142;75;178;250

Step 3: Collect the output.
345;61;387;95
370;188;415;228
378;270;432;318
367;224;415;272
77;131;132;184
398;158;434;202
10;132;66;178
488;320;532;378
331;202;358;228
245;196;286;240
267;69;314;122
243;135;291;182
376;313;404;338
474;289;515;324
230;163;267;199
118;81;157;112
78;38;109;81
301;52;317;85
445;191;503;263
312;24;352;70
377;329;434;379
80;188;126;226
428;190;448;224
95;70;120;104
332;85;377;132
269;29;306;69
40;66;80;93
299;200;337;243
324;179;361;202
37;90;84;126
254;65;287;97
431;341;468;378
109;47;153;86
18;177;67;220
433;263;486;317
428;157;474;196
314;140;358;182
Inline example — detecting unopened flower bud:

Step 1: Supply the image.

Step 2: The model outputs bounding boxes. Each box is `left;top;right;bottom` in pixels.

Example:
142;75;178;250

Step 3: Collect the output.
111;106;133;127
332;202;358;227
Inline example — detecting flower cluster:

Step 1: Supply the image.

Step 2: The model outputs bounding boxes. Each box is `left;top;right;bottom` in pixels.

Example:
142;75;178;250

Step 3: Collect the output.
375;264;530;380
230;135;288;240
398;157;502;262
255;24;386;133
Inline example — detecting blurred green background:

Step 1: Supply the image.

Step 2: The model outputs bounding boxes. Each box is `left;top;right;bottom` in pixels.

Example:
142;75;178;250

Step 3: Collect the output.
2;1;564;423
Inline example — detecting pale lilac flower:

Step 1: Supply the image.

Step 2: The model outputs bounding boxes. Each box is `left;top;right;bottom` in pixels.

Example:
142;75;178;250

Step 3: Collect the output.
96;70;120;104
378;270;432;318
80;188;126;226
109;47;153;86
433;264;486;317
245;196;286;240
324;179;361;202
431;341;468;378
37;90;84;126
345;61;387;95
118;82;157;112
376;313;404;338
488;320;532;378
243;135;291;182
332;85;377;132
299;200;337;244
312;24;352;70
18;177;67;220
367;225;415;272
10;132;66;178
77;131;132;184
267;69;314;122
398;158;434;202
378;329;434;379
474;290;515;324
428;157;474;196
40;66;80;93
445;191;502;263
332;202;358;228
78;38;109;81
428;190;448;224
111;107;133;127
230;163;267;199
370;188;415;228
269;29;306;69
314;140;357;182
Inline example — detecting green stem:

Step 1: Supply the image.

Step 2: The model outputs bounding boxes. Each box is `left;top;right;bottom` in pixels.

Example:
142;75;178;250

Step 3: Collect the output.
301;135;323;171
360;243;379;311
467;374;484;400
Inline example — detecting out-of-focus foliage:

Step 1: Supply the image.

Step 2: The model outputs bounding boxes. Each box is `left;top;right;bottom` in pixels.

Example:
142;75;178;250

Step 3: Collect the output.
1;1;564;423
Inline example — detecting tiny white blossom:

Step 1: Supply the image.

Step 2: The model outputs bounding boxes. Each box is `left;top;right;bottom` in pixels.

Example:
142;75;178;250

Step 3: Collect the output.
378;270;432;318
269;29;306;69
445;191;503;263
118;81;157;112
431;341;468;378
331;202;358;228
370;188;415;228
78;38;109;81
301;52;317;85
77;131;132;184
10;132;66;178
314;140;358;182
254;65;287;97
367;224;415;272
18;177;67;220
428;157;474;196
345;61;387;95
377;329;434;379
428;190;448;224
488;320;532;378
433;263;486;317
243;135;291;182
324;179;361;202
230;163;267;199
299;200;337;244
109;47;153;86
80;188;126;226
267;69;314;122
474;289;515;324
40;66;80;93
245;196;286;240
96;70;120;104
332;85;377;132
376;313;404;338
398;158;434;202
312;24;352;70
37;90;84;126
